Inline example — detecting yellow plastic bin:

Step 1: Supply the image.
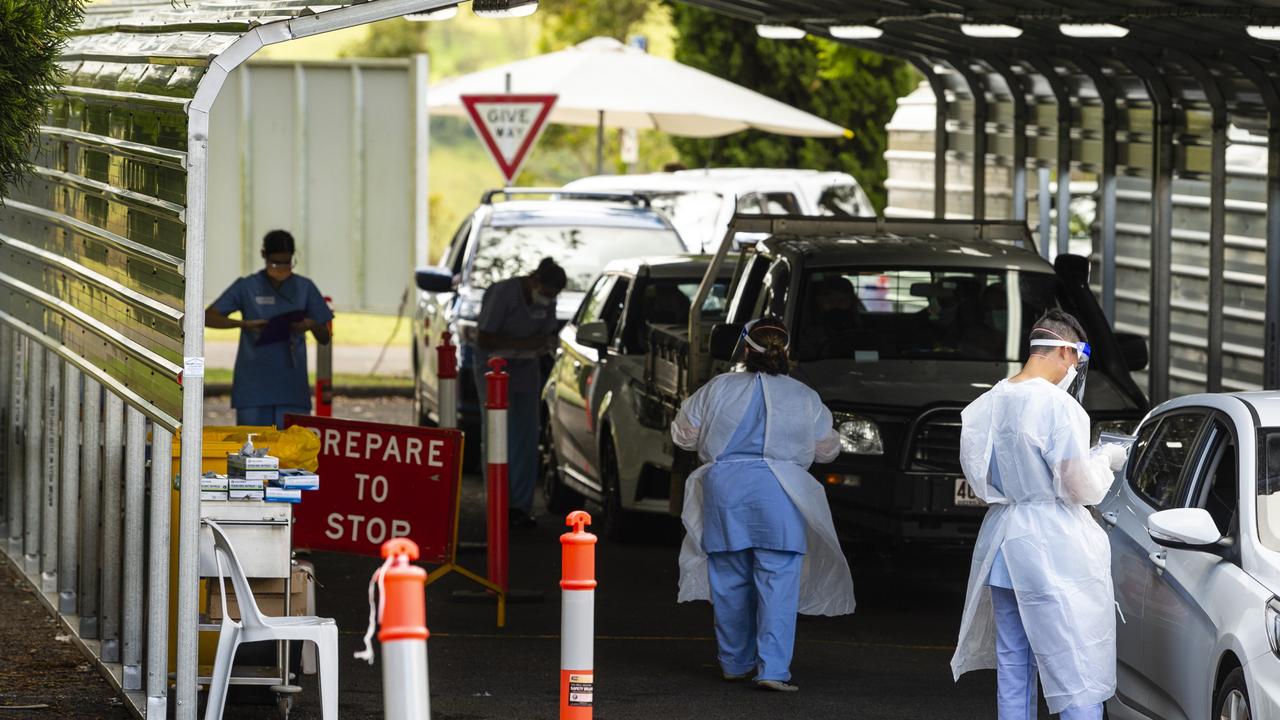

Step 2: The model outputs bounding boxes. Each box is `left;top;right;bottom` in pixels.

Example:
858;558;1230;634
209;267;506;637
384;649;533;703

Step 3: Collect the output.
167;426;272;672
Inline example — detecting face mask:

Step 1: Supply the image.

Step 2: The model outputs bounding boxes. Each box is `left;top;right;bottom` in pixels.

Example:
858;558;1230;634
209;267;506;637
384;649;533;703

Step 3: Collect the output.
1057;364;1078;393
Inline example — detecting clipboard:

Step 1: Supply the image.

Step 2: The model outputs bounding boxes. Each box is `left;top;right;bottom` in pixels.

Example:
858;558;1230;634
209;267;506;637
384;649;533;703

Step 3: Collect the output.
253;310;307;346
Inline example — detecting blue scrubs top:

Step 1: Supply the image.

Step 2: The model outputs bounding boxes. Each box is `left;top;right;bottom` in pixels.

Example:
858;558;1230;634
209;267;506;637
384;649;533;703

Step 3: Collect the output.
211;271;333;410
986;458;1013;589
700;376;807;555
473;277;560;394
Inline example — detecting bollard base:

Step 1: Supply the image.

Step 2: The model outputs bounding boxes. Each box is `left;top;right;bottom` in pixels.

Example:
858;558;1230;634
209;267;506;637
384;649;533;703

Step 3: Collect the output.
450;588;543;604
79;616;99;639
40;571;56;593
101;639;120;664
123;664;142;691
58;591;76;615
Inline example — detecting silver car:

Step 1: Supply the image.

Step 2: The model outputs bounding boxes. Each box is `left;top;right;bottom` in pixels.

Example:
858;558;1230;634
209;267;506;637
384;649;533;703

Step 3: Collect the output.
1101;391;1280;720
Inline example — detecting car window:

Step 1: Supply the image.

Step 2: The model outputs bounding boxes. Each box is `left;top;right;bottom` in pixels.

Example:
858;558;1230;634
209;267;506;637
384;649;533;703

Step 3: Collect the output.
1125;420;1160;485
469;223;684;292
623;278;730;352
736;194;764;214
601;277;630;341
727;253;768;323
446;218;472;275
1257;431;1280;552
762;193;801;214
754;260;790;319
576;275;616;326
1129;413;1206;511
1191;420;1237;537
817;184;873;217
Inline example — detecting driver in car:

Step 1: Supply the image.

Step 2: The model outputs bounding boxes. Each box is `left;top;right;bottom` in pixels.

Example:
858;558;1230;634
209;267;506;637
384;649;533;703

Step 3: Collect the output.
798;275;860;358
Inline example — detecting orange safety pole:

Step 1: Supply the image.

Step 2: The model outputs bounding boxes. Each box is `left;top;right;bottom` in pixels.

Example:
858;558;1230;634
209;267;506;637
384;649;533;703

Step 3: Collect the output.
485;357;509;594
315;296;334;417
560;511;596;720
379;537;430;720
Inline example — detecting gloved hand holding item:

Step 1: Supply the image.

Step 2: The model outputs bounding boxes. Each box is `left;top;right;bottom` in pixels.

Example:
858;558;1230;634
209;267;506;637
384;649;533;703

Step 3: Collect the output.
1095;443;1128;472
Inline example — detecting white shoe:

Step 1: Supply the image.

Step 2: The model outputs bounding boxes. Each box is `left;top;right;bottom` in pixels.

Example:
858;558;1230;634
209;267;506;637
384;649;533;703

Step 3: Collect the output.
753;679;799;692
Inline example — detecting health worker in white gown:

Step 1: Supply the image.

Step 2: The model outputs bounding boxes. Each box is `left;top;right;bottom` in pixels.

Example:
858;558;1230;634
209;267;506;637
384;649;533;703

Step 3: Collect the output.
672;318;855;693
952;309;1130;719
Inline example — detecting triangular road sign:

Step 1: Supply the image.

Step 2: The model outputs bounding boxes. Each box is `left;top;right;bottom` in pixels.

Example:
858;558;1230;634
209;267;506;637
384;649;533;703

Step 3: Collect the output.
460;94;558;184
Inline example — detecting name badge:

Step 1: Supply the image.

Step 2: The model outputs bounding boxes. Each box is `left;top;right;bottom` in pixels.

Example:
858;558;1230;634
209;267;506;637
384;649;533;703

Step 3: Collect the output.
255;295;276;305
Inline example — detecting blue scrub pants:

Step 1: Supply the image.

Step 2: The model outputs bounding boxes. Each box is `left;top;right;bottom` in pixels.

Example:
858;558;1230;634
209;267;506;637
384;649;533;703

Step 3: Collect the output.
991;586;1103;720
707;548;803;682
236;404;310;430
474;371;539;515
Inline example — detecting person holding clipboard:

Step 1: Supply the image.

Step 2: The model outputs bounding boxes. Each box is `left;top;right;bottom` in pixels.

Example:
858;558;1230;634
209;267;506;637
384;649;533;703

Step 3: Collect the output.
206;230;333;428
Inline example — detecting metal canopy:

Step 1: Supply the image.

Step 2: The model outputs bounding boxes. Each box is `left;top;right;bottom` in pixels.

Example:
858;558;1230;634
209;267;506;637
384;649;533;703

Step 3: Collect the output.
685;0;1280;404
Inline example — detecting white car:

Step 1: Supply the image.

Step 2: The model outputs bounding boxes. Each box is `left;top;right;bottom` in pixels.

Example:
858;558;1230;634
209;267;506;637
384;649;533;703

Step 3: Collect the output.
564;168;873;253
1100;391;1280;720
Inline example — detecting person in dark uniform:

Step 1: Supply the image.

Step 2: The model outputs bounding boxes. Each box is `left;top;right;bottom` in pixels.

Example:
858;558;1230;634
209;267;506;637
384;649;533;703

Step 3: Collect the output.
205;230;333;428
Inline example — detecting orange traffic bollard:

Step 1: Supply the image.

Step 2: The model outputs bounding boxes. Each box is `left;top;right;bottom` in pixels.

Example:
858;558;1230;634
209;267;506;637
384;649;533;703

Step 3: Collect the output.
436;332;458;429
379;538;430;720
560;511;597;720
485;357;510;595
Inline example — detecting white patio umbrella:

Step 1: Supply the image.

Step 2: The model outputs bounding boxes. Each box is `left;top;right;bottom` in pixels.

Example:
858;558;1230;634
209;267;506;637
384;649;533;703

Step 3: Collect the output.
428;36;851;172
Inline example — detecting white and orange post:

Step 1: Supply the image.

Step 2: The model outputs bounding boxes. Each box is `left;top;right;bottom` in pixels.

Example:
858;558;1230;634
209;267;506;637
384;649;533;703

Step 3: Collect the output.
378;537;431;720
485;357;509;594
560;511;597;720
436;332;458;429
315;295;334;417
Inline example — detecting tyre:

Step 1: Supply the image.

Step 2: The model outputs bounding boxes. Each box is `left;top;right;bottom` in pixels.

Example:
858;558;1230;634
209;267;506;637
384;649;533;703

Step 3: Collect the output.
1214;667;1251;720
596;436;633;541
540;411;581;514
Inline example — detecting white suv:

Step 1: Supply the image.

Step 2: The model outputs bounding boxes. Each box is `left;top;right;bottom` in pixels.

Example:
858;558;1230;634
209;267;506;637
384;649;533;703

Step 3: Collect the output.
1100;391;1280;720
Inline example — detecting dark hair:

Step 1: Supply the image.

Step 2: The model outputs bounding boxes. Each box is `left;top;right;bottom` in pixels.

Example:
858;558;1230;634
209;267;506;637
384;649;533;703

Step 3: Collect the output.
262;229;295;256
533;258;567;292
743;317;791;376
1029;308;1087;356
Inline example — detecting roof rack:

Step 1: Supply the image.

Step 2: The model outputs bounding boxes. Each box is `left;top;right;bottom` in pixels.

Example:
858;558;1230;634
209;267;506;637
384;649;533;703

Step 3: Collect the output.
479;187;652;207
723;214;1037;253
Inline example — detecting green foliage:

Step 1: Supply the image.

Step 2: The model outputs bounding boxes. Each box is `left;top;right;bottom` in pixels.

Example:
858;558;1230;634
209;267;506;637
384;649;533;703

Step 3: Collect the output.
537;0;652;51
667;5;916;211
0;0;84;199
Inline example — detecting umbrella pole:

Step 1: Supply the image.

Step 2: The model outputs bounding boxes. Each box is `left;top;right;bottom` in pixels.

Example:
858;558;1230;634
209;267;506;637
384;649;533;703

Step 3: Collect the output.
596;110;604;174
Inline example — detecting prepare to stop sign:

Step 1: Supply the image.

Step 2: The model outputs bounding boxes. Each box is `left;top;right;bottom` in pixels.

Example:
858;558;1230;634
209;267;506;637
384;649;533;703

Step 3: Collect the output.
284;414;464;562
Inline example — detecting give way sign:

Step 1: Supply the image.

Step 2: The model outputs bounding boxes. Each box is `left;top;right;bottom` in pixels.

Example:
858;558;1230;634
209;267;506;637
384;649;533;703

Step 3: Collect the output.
461;93;558;183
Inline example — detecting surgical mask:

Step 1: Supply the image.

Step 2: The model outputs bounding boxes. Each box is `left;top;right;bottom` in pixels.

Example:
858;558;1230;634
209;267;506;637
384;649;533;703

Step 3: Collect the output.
532;291;554;307
1031;335;1091;404
1057;364;1078;393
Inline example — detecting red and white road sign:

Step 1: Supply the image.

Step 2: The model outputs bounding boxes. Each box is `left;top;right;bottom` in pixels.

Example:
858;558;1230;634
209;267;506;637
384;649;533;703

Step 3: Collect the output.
285;414;463;563
461;93;558;183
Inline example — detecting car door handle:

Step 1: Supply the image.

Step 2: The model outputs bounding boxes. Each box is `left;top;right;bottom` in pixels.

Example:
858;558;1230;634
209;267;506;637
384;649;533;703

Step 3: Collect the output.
1101;511;1118;528
1149;550;1167;573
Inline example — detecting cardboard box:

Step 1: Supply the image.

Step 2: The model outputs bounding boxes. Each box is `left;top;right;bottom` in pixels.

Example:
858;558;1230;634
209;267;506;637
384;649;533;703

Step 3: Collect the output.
228;469;279;481
229;478;265;491
227;454;280;471
264;487;301;503
274;469;319;490
200;491;228;502
229;489;265;501
200;473;228;491
207;565;313;621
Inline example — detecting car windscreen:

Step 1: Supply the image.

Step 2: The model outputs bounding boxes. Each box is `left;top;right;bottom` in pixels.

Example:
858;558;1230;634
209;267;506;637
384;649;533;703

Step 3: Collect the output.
1258;431;1280;552
623;277;730;351
793;267;1059;362
469;224;685;292
643;191;723;250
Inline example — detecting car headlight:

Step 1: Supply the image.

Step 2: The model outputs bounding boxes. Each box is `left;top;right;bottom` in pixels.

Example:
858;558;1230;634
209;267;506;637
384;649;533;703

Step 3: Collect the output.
1267;597;1280;659
835;413;883;455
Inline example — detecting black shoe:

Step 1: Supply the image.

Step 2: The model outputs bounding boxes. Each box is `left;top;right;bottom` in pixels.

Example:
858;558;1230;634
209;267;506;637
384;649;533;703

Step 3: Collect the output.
508;509;537;529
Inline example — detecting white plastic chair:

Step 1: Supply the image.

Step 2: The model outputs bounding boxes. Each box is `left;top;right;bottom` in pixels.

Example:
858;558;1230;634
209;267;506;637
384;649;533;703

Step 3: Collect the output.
203;519;339;720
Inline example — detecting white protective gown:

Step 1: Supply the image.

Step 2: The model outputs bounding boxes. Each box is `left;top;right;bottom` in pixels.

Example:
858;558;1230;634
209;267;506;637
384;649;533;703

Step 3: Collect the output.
671;372;855;617
951;377;1117;713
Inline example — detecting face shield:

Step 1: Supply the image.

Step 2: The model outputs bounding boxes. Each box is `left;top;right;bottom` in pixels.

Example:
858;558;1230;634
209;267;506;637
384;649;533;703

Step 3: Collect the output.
732;317;790;365
1030;338;1092;404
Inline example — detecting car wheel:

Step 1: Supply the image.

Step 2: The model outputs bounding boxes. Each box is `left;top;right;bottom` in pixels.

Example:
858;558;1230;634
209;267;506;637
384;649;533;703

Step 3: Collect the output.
1215;667;1251;720
540;411;580;514
597;436;632;541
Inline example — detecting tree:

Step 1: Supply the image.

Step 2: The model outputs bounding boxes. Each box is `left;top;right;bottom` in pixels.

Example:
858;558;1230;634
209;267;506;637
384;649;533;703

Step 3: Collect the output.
0;0;84;200
668;5;916;211
536;0;652;51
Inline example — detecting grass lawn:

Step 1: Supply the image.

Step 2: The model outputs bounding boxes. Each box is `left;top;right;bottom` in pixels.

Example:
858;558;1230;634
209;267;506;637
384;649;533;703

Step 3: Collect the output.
205;311;413;347
205;368;412;389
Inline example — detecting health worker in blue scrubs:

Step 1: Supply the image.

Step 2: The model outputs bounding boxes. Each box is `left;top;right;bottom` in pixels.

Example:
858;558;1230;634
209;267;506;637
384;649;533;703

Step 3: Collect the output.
205;229;333;428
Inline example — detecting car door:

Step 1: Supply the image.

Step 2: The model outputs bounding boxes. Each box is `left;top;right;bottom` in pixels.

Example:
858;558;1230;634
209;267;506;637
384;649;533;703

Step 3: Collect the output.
1103;410;1208;716
1142;414;1243;720
418;217;471;412
554;274;618;483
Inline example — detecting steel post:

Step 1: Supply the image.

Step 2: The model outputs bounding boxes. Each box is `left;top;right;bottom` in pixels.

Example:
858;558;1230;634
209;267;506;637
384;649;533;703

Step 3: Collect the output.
40;350;60;593
79;376;102;638
100;392;124;663
58;363;80;614
1075;57;1119;323
122;406;146;689
911;59;949;220
1028;57;1072;259
23;343;43;574
949;59;987;221
7;333;24;554
146;425;173;716
987;59;1027;221
1037;167;1053;259
0;325;10;538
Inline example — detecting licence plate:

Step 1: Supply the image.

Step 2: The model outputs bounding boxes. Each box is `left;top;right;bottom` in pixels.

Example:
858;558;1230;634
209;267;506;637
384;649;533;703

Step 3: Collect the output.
954;478;985;507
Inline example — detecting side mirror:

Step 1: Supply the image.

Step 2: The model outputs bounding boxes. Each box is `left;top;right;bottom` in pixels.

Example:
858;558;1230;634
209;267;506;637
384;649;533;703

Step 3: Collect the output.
415;267;454;294
1116;332;1149;372
1147;508;1223;551
1054;253;1090;287
576;321;610;350
709;323;743;362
